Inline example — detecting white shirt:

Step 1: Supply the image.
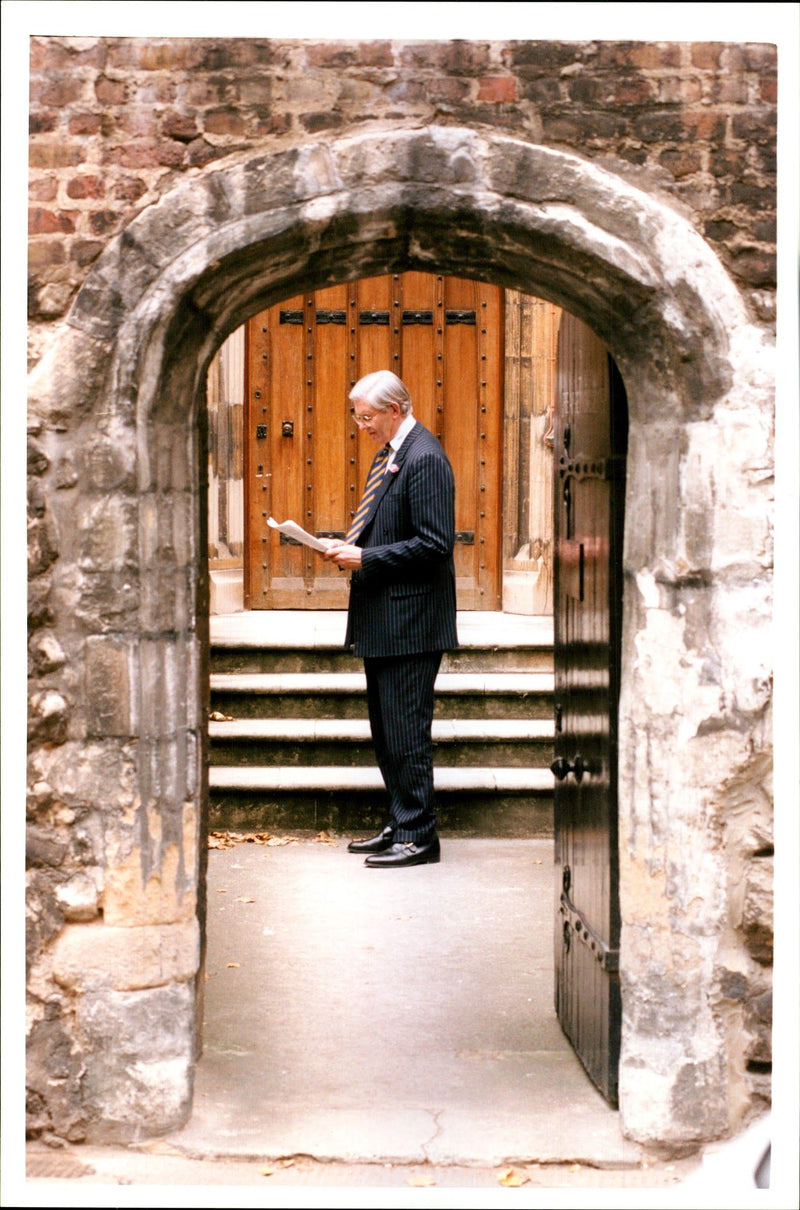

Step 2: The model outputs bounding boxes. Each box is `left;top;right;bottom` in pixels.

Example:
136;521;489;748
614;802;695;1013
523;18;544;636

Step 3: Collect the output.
386;413;416;473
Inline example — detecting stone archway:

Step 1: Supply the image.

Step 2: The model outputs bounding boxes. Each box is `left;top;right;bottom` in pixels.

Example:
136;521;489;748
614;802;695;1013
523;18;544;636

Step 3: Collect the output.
29;125;773;1145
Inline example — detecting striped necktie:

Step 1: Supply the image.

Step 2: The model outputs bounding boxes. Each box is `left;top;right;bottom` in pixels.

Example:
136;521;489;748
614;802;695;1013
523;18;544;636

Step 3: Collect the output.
346;444;391;541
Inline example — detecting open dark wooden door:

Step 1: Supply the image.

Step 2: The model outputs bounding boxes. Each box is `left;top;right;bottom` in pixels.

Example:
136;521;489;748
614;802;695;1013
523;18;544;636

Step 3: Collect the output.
551;310;627;1105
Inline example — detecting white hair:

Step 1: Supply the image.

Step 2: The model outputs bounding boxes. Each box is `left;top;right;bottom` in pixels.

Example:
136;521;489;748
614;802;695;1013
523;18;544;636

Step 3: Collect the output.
349;370;413;414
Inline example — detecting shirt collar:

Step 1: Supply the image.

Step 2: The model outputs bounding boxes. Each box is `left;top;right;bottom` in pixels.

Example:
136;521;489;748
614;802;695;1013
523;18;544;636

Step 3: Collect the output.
389;413;416;453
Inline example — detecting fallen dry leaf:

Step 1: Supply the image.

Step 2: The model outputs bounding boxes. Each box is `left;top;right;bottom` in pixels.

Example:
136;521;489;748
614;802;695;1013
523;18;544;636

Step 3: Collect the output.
209;710;235;721
260;1165;275;1177
235;896;256;904
314;831;335;844
498;1167;530;1187
208;830;242;849
407;1173;435;1187
226;962;240;969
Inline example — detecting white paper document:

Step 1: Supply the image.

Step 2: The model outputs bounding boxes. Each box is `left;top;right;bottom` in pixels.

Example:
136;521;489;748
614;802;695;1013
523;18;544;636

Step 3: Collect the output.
267;516;335;552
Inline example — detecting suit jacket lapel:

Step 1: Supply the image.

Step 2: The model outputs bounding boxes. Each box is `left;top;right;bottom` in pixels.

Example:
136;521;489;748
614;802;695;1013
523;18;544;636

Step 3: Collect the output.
359;422;422;535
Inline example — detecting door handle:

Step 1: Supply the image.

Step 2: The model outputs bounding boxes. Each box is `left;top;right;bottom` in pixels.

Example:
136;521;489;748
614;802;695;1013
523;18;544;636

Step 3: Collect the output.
550;754;587;783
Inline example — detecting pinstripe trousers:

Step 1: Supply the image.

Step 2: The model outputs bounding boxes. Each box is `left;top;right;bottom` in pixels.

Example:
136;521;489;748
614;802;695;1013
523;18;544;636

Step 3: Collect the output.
363;651;443;843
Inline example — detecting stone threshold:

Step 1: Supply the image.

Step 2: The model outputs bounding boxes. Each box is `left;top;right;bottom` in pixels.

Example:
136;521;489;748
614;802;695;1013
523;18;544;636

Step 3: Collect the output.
209;718;554;740
209;766;554;792
210;671;555;694
210;610;554;650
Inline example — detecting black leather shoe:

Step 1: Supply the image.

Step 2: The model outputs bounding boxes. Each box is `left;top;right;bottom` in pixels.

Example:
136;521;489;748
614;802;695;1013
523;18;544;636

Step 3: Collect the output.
347;825;395;854
364;837;441;868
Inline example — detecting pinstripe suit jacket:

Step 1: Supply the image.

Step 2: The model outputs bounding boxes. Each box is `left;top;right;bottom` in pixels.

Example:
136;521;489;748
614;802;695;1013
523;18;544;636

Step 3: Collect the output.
345;421;458;659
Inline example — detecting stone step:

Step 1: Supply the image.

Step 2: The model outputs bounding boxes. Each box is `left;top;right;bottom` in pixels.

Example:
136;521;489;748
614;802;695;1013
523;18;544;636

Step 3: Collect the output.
209;611;555;675
208;765;554;838
210;671;555;720
210;764;553;792
208;717;555;768
208;612;556;837
211;645;554;675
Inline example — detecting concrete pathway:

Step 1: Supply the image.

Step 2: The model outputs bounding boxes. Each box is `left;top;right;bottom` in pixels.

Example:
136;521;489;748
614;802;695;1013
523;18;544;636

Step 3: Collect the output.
175;836;634;1168
20;837;785;1204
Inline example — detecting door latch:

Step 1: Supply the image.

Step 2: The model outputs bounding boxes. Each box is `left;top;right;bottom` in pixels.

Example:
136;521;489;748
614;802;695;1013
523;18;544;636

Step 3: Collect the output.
550;754;588;782
281;421;294;438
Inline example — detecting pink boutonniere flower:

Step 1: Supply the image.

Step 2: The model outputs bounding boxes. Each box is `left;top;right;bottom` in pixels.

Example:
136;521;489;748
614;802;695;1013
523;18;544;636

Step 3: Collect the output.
389;464;400;473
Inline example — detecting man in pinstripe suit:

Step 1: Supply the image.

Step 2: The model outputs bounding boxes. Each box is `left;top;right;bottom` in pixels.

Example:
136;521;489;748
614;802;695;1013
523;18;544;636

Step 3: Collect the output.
323;370;458;867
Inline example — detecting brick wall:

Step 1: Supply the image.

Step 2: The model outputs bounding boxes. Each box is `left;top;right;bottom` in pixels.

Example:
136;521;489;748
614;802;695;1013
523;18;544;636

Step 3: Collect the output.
27;37;777;367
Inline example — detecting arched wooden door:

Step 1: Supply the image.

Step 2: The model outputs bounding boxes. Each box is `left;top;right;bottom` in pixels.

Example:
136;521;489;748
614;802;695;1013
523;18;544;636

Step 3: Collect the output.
551;311;628;1105
243;272;503;609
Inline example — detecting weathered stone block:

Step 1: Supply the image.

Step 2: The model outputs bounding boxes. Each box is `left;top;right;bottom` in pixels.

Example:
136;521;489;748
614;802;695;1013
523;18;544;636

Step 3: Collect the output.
27;689;69;745
29;739;137;818
742;855;773;964
103;801;198;927
52;918;199;992
77;982;195;1140
28;630;66;674
78;495;139;573
56;871;101;921
84;635;134;737
26;1009;87;1141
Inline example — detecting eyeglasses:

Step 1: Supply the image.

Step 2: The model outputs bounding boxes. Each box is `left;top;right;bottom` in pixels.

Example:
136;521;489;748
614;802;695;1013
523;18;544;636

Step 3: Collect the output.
351;410;378;427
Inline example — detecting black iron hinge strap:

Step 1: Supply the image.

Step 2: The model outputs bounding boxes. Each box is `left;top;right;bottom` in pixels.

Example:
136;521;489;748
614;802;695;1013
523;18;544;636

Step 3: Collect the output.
559;892;619;972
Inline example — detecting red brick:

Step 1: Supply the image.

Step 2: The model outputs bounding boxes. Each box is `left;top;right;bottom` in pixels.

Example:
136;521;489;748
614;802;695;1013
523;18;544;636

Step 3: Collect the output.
66;175;105;200
729;246;776;287
477;77;517;103
69;112;102;136
29;177;59;203
400;40;491;75
27;240;67;269
745;44;778;71
70;239;105;267
690;43;723;70
252;111;290;137
162;111;199;143
204;108;246;137
29;141;84;169
134;77;179;105
305;41;393;70
106;39;205;72
715;76;748;105
618;43;682;70
111;177;148;202
118;111;159;138
657;76;703;105
199;39;289;70
683;110;726;141
758;75;777;105
95;75;127;105
659;147;703;178
105;143;163;169
427;77;471;104
30;74;85;107
29;37;104;72
612;75;656;106
29;112;57;135
719;45;748;72
157;140;190;167
29;208;77;235
88;210;120;235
